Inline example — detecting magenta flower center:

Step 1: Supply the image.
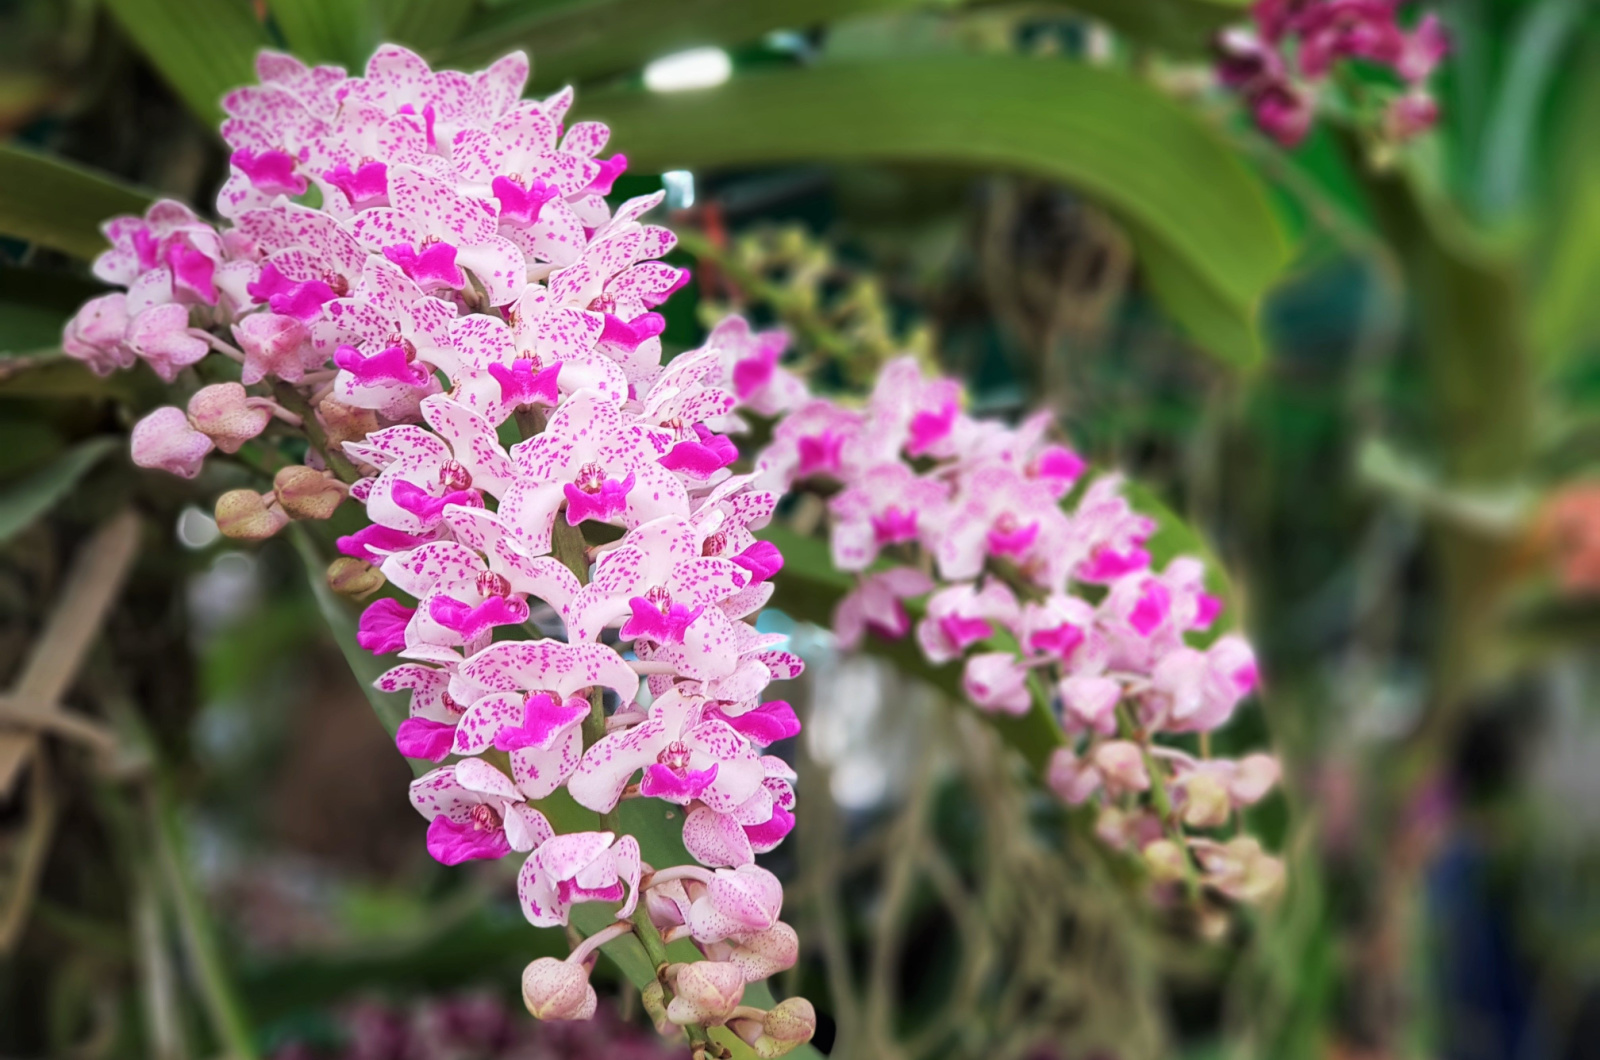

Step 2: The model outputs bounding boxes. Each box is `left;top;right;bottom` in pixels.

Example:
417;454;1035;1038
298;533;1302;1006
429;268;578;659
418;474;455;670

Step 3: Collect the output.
438;460;472;491
657;740;693;773
469;803;502;832
643;585;673;612
475;570;511;598
573;462;607;494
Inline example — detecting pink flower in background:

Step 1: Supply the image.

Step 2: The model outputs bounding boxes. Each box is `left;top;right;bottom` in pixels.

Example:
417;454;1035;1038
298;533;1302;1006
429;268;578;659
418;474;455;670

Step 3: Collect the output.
1217;0;1447;146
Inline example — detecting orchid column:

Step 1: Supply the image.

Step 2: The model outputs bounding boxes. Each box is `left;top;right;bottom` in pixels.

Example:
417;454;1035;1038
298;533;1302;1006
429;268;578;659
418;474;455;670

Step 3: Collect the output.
62;45;815;1056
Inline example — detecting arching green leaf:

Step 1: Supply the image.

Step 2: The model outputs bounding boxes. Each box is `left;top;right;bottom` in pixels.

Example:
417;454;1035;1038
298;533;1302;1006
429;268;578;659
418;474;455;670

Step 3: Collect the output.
0;437;118;546
442;0;908;85
267;0;375;70
584;57;1290;365
101;0;268;127
0;146;155;259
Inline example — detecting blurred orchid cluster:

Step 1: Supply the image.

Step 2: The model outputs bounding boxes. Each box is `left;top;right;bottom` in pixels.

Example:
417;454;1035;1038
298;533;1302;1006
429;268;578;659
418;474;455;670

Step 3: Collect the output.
761;354;1283;902
1215;0;1448;147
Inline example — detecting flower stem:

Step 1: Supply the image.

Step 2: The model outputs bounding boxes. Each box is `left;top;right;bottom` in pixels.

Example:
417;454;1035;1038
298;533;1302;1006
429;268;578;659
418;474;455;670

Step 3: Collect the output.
1115;704;1201;903
272;382;358;483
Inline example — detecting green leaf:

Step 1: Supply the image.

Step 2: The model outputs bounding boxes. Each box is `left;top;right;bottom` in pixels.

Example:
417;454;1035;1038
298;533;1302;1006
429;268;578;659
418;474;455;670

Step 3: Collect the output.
290;525;421;771
1130;222;1264;368
1530;34;1600;366
443;0;907;86
1044;0;1246;56
372;0;476;56
267;0;375;69
583;57;1288;363
0;436;118;545
0;146;156;259
101;0;268;127
0;267;110;356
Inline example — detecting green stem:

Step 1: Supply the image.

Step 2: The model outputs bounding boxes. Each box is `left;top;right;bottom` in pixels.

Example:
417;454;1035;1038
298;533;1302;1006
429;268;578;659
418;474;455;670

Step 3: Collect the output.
273;382;359;483
1115;704;1200;903
150;786;259;1060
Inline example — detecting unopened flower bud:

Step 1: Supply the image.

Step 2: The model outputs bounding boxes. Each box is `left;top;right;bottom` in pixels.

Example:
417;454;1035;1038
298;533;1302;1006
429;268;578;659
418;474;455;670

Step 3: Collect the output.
749;997;817;1057
1093;740;1150;795
274;465;347;520
1195;837;1284;902
724;920;799;981
215;489;288;541
1229;753;1280;806
1180;772;1232;829
667;961;744;1026
187;383;271;453
1046;746;1101;805
232;312;310;385
521;957;596;1021
132;406;213;478
689;864;783;941
318;395;379;451
1142;839;1188;883
327;556;385;599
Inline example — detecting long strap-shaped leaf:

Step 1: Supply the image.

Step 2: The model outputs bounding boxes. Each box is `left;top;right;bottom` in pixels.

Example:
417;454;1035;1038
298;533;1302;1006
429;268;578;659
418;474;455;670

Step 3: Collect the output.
442;0;908;86
101;0;269;127
267;0;374;70
585;57;1289;365
0;146;155;259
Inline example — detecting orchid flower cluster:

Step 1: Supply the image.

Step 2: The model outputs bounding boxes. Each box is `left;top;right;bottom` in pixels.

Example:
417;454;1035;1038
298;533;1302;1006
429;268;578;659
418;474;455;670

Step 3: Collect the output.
61;45;815;1055
756;356;1285;903
1215;0;1447;147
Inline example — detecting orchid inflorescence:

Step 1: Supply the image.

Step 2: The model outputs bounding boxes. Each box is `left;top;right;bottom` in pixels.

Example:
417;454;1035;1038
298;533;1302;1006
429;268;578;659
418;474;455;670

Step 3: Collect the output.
1215;0;1448;148
60;35;1282;1053
63;44;815;1056
759;355;1285;903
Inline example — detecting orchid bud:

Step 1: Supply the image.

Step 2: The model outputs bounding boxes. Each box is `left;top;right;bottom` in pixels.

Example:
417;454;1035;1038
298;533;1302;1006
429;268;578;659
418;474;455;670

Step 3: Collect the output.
214;489;288;541
1196;837;1284;902
734;997;817;1058
962;651;1032;715
318;395;379;451
1058;674;1122;735
1180;772;1232;829
1229;753;1280;806
666;961;745;1026
274;465;348;520
1046;746;1101;806
1093;741;1150;795
232;311;310;385
689;864;783;941
327;556;385;599
62;293;134;376
723;921;799;982
521;957;596;1021
131;406;213;479
187;383;271;453
1142;839;1188;883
